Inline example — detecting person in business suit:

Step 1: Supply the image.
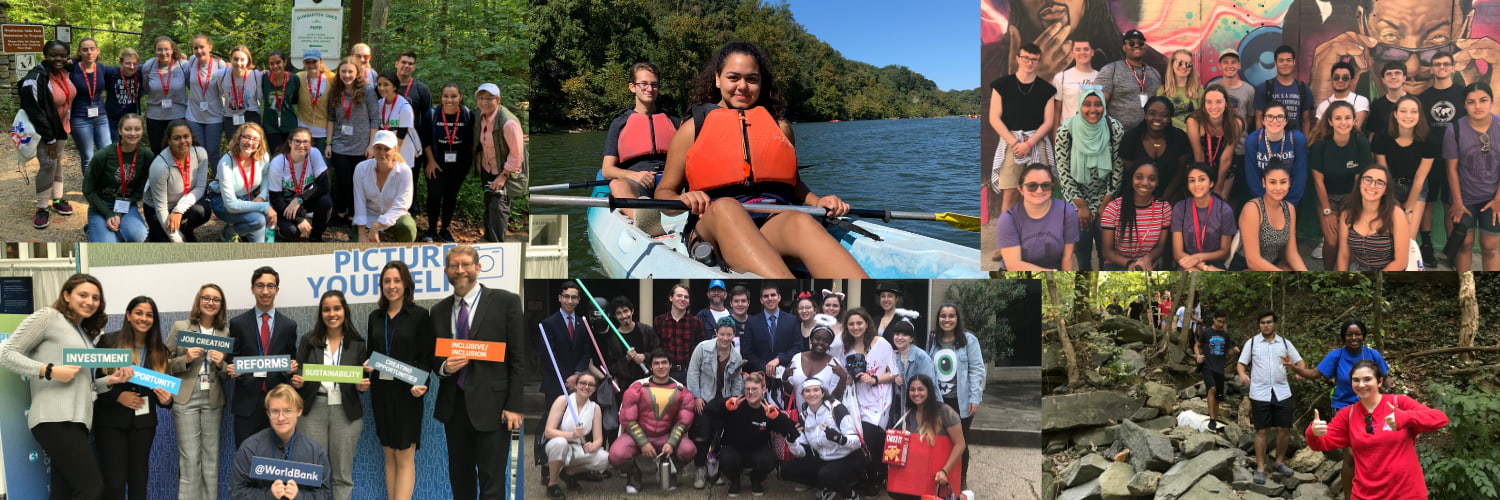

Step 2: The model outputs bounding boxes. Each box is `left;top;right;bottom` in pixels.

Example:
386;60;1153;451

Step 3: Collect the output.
165;283;232;500
740;284;802;376
93;295;176;500
226;266;300;447
538;281;592;406
432;244;524;500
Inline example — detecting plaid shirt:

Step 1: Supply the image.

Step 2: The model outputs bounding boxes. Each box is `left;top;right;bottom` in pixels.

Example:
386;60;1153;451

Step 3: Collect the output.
653;311;703;366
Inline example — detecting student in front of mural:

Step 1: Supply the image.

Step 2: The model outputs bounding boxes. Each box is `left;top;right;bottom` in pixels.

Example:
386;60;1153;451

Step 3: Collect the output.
1245;101;1311;206
990;42;1058;212
69;38;112;172
1187;85;1244;199
1420;52;1466;255
1099;160;1172;270
290;290;370;500
20;40;77;230
325;56;380;230
1171;163;1238;271
1444;83;1500;271
229;384;334;500
1157;49;1201;131
83;113;154;243
142;36;189;153
1307;359;1449;500
103;48;144;144
297;50;334;151
367;261;432;500
1051;39;1099;128
1313;62;1370;131
268;127;334;242
1240;160;1309;270
602;62;679;221
926;304;984;491
92;295;176;500
143;120;213;241
1235;311;1313;485
1308;100;1374;268
996;163;1078;271
226;266;300;447
1366;63;1407;139
1055;89;1124;271
1254;46;1315;137
418;82;477;242
261;50;301;156
474;82;527;242
215;45;263;146
1120;96;1191;203
185;35;228;162
213;123;277;242
166;283;232;500
1337;165;1410;270
1374;95;1440;229
1097;30;1162;131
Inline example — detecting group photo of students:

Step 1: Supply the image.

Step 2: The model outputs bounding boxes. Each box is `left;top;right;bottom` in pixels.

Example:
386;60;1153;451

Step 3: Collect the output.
16;32;525;244
0;244;522;500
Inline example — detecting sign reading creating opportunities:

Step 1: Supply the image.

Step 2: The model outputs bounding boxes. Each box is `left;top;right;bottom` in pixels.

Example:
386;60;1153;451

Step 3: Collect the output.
176;330;235;353
234;355;293;374
249;456;326;487
63;348;133;368
89;243;520;314
368;351;429;386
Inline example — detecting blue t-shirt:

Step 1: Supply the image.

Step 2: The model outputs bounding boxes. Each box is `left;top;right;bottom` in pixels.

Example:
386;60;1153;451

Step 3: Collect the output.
1315;346;1389;410
1253;79;1315;130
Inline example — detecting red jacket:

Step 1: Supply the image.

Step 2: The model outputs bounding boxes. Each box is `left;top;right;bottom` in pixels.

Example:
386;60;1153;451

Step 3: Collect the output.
1305;394;1448;500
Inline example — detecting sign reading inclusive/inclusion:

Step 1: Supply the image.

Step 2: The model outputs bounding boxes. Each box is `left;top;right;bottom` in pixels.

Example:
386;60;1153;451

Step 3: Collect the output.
435;338;507;362
233;355;293;373
368;352;428;386
128;365;182;393
175;330;235;353
299;364;364;384
249;456;326;487
62;348;133;368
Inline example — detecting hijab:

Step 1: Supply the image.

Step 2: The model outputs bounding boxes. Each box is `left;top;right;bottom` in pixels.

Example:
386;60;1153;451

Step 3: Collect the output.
1066;89;1112;184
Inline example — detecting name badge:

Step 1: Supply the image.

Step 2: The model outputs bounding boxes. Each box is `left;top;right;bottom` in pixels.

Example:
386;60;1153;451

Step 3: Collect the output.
87;107;99;118
1139;93;1148;107
199;371;211;391
341;124;354;136
135;403;150;416
199;101;209;111
161;99;172;108
233;114;245;125
444;152;457;163
112;199;131;214
255;372;267;378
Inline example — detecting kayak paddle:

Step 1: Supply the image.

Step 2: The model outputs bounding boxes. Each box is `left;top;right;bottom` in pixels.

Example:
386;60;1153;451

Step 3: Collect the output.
529;195;980;232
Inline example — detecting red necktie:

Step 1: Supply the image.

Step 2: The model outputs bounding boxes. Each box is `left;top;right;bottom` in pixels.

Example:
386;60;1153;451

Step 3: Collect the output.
259;314;271;391
566;315;574;341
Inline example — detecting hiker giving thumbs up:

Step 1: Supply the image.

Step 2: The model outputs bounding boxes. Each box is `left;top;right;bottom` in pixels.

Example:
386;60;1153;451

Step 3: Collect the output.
1305;360;1448;500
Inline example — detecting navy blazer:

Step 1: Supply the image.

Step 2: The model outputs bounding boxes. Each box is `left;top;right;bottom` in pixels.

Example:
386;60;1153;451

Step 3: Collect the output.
432;285;524;432
740;309;802;373
228;308;299;417
537;309;591;397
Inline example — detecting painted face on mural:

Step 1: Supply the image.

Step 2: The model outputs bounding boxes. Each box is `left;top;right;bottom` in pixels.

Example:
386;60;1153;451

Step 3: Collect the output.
1361;0;1469;89
1016;0;1087;30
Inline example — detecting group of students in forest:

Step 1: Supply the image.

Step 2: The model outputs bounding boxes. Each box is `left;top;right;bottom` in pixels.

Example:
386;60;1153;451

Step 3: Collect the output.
19;35;526;243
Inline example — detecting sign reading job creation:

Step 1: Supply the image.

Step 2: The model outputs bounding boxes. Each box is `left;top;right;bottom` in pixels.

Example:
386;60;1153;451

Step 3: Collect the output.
90;243;520;314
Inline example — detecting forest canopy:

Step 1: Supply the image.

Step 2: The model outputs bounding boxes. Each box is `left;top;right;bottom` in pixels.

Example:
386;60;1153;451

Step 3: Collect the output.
526;0;981;131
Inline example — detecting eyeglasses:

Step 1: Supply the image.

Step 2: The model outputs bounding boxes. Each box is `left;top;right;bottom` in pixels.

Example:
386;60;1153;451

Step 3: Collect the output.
1022;182;1054;192
290;139;312;145
253;283;279;290
1331;74;1353;82
267;408;298;418
446;261;478;270
200;296;224;303
632;81;661;88
1259;320;1276;325
1125;40;1145;48
1373;43;1456;66
1264;114;1287;121
575;381;597;388
1361;176;1388;188
1017;55;1040;63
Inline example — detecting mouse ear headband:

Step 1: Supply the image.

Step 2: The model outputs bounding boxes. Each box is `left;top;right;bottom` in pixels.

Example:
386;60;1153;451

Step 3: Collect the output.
821;289;845;301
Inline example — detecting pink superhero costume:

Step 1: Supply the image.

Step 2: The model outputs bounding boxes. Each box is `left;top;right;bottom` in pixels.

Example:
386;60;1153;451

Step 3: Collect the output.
608;376;698;466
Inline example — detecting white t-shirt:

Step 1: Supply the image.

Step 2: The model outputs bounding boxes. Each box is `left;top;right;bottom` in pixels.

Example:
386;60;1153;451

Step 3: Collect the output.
1314;92;1371;120
1053;68;1100;122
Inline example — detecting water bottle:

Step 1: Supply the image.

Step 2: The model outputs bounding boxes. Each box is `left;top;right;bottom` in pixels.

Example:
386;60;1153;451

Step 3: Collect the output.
265;227;276;242
691;241;718;267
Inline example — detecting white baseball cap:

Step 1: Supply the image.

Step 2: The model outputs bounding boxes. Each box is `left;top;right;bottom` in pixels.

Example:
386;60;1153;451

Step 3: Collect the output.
476;83;500;97
372;130;398;150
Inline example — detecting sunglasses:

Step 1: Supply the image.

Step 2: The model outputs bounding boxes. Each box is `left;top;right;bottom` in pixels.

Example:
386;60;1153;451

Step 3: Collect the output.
1175;60;1193;69
1022;182;1054;193
1331;74;1353;82
1125;40;1145;48
1481;133;1492;155
1373;43;1457;66
1365;414;1375;434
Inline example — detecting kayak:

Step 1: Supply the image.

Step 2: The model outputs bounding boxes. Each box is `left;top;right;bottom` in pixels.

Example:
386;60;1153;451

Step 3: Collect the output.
585;172;986;278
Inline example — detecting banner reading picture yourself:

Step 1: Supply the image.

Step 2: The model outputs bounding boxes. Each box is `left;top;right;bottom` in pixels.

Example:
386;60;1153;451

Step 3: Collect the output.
90;243;521;314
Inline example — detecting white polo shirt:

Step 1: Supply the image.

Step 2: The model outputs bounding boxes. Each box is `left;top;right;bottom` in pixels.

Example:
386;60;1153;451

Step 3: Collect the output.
1237;333;1302;402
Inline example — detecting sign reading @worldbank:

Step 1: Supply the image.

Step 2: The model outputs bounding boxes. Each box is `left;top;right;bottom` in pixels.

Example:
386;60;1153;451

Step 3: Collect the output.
62;348;133;368
89;243;520;314
250;456;327;487
369;352;429;386
234;355;293;373
176;330;235;353
128;365;182;393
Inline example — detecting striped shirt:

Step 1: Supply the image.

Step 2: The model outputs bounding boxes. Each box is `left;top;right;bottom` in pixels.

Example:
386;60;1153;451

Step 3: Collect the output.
1100;198;1172;259
1347;225;1395;270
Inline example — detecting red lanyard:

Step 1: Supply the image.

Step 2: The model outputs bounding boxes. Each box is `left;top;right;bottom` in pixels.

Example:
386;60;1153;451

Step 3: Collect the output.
175;154;193;194
1206;131;1224;164
380;98;397;130
196;61;213;100
306;72;324;108
342;95;353;120
49;73;72;103
228;70;248;110
1125;60;1148;92
1191;198;1212;252
440;110;459;148
82;65;99;102
236;155;257;195
157;59;174;98
290;155;308;195
270;71;289;110
117;145;138;194
400;80;413;98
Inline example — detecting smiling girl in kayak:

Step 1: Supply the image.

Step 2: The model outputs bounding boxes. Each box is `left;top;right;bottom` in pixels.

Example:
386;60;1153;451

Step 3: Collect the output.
655;42;867;278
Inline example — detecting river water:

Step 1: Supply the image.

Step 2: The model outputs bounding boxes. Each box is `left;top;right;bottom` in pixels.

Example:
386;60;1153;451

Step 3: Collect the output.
529;116;981;277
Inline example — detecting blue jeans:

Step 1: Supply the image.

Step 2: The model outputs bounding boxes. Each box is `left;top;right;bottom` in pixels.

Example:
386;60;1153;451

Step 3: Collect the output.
210;193;268;242
86;204;148;242
188;120;225;164
70;114;112;174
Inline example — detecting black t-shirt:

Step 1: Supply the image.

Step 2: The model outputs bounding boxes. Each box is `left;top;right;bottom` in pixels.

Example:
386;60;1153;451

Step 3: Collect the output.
1120;125;1192;199
1198;327;1235;373
1371;131;1441;184
1420;84;1467;129
1127;301;1144;320
992;75;1056;131
1366;94;1400;136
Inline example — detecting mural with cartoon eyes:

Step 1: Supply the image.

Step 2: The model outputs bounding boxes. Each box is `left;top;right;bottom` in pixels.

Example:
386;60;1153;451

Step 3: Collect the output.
982;0;1500;114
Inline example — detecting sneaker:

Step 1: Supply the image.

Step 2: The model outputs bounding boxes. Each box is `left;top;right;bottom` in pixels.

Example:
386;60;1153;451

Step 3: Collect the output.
221;226;239;243
793;484;809;493
419;231;436;242
716;475;727;486
727;480;741;497
1253;471;1266;484
815;489;836;500
1274;463;1296;477
560;471;582;491
438;228;457;242
32;209;49;229
1311;242;1324;259
546;483;565;499
625;471;642;494
694;467;707;489
50;199;73;216
751;479;765;496
1420;242;1437;267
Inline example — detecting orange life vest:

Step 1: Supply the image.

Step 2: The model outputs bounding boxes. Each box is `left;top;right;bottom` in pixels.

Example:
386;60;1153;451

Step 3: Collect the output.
616;111;677;164
685;105;797;192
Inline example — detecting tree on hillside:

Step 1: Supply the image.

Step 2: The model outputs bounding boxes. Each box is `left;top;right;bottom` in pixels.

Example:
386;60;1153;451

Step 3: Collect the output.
1045;272;1081;389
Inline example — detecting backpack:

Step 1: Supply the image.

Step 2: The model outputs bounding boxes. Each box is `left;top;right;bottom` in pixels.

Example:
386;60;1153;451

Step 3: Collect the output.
1245;334;1289;382
1262;79;1311;121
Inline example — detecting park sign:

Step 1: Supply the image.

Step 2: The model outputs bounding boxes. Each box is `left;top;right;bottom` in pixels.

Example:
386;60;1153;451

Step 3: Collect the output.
62;348;132;368
176;330;235;353
291;0;342;70
1;24;44;54
249;456;326;487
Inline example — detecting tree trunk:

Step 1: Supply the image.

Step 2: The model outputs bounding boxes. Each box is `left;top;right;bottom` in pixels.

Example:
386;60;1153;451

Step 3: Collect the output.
368;0;391;69
348;0;366;48
1045;272;1082;389
1374;271;1385;352
1073;272;1094;323
141;0;182;46
1178;272;1200;351
1459;271;1478;364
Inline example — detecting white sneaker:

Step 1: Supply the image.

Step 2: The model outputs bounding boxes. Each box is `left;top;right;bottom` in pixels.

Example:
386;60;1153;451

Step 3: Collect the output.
794;484;809;492
1312;242;1325;259
624;484;640;495
694;467;707;489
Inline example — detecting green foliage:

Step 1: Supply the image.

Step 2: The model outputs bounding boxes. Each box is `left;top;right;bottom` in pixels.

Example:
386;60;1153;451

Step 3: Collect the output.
947;279;1028;362
1419;382;1500;499
526;0;979;130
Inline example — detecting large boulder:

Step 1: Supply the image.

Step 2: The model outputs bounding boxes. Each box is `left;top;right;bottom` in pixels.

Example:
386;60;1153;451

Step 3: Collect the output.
1288;447;1326;473
1072;425;1118;448
1233;474;1286;497
1181;433;1217;458
1143;381;1179;413
1283;471;1317;490
1156;448;1240;499
1097;461;1136;500
1179;478;1239;500
1043;392;1143;431
1129;407;1159;421
1292;482;1331;500
1179;381;1207;400
1098;316;1156;344
1057;477;1102;500
1043;344;1066;375
1115;349;1147;375
1116;419;1175;473
1059;453;1111;487
1139;415;1177;432
1127;470;1162;496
